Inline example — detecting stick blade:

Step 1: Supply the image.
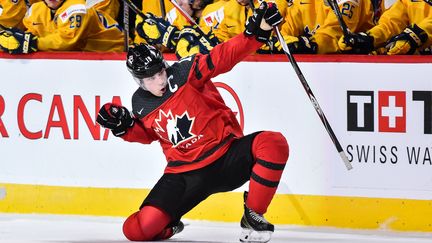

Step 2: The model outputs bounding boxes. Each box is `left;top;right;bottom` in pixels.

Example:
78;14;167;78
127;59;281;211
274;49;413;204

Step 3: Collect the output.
339;151;353;170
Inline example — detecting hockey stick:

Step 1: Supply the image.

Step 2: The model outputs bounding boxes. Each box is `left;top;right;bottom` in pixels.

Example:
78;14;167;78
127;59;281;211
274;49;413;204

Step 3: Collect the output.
249;0;352;170
0;24;8;32
160;0;167;18
168;0;207;35
123;3;130;51
168;0;217;48
122;0;203;34
121;0;214;47
121;0;148;20
327;0;350;37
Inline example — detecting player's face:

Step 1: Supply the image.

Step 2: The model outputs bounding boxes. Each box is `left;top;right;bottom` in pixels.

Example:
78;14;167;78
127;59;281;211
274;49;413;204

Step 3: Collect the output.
178;0;194;15
141;69;168;97
44;0;64;9
191;0;204;10
236;0;249;6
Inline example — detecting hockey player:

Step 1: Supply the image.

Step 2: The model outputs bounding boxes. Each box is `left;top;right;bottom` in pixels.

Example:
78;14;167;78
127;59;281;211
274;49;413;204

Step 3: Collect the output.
0;0;124;54
338;0;432;54
0;0;117;30
207;0;288;54
277;0;384;54
0;0;29;30
312;0;384;54
140;0;174;17
96;2;288;242
90;0;121;20
174;0;227;58
199;0;228;34
134;0;221;59
133;0;191;46
213;0;288;43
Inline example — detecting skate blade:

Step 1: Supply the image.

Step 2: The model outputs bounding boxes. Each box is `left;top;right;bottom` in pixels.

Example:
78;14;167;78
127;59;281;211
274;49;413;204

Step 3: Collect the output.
239;228;272;243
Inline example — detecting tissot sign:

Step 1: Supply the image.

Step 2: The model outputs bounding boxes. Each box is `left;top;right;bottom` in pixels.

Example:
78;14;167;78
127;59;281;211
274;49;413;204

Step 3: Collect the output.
346;90;431;165
347;90;431;134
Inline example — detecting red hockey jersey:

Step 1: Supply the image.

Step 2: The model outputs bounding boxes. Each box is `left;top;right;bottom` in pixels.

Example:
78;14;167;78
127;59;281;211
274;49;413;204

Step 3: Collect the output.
121;33;263;173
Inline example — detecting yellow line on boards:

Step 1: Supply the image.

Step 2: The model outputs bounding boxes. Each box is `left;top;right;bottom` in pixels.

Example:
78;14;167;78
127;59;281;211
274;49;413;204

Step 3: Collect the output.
0;183;431;232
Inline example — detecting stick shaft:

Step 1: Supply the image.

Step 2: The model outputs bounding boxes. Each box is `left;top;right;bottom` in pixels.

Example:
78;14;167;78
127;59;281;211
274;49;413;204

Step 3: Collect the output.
123;3;130;51
328;0;350;36
274;27;352;170
0;24;7;31
168;0;203;33
247;0;352;170
159;0;167;18
168;0;216;45
121;0;147;20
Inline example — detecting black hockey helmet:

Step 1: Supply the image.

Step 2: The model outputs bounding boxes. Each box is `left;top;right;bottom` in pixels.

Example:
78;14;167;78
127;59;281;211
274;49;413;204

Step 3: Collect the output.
126;44;165;79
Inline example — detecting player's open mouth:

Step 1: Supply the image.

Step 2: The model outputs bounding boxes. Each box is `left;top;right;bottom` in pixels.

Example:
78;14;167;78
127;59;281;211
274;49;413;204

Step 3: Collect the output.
161;87;166;93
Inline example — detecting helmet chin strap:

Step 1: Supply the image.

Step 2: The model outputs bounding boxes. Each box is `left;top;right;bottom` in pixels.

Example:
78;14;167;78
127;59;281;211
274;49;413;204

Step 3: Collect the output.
133;77;148;91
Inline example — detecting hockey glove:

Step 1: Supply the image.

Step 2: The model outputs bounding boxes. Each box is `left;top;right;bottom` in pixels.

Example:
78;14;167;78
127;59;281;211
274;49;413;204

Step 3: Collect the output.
257;36;284;54
420;46;432;55
338;32;374;54
385;24;428;55
96;103;135;137
287;36;317;54
175;26;219;59
245;2;283;43
0;27;37;54
244;2;270;42
263;2;283;27
136;13;179;50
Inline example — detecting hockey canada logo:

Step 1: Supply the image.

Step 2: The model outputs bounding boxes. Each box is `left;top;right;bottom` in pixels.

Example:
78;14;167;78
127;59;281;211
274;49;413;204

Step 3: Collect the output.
154;109;196;147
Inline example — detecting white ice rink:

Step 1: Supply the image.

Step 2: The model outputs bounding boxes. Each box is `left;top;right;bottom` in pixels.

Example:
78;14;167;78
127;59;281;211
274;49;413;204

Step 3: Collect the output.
1;214;431;243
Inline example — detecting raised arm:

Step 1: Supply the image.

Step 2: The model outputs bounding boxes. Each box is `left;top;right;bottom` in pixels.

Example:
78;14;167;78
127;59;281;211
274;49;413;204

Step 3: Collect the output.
189;2;283;83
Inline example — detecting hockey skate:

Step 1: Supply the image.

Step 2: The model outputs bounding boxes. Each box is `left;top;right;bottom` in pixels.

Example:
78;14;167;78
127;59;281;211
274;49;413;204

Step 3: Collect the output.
154;220;184;240
240;192;274;243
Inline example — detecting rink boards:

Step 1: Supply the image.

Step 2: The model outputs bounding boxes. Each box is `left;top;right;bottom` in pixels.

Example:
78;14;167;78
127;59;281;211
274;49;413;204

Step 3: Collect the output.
0;53;431;232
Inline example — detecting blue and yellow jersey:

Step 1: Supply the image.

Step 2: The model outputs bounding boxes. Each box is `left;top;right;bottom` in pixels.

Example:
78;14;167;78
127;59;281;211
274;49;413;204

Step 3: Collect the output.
214;0;288;43
90;0;120;20
313;0;385;53
0;0;28;29
23;0;124;52
367;0;432;48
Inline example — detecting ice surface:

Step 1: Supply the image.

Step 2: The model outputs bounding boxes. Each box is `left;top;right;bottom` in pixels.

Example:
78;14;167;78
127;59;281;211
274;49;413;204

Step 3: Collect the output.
0;213;431;243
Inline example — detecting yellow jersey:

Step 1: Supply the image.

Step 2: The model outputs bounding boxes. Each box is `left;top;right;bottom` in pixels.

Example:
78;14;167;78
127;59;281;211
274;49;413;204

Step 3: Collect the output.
214;0;288;42
175;0;228;58
133;5;189;44
142;0;174;17
23;0;124;52
199;0;228;34
313;0;384;53
368;0;432;48
90;0;120;20
281;0;330;38
0;0;27;29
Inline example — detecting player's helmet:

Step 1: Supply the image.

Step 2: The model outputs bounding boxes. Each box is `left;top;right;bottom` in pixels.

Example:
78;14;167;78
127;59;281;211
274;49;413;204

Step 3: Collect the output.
126;44;165;80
